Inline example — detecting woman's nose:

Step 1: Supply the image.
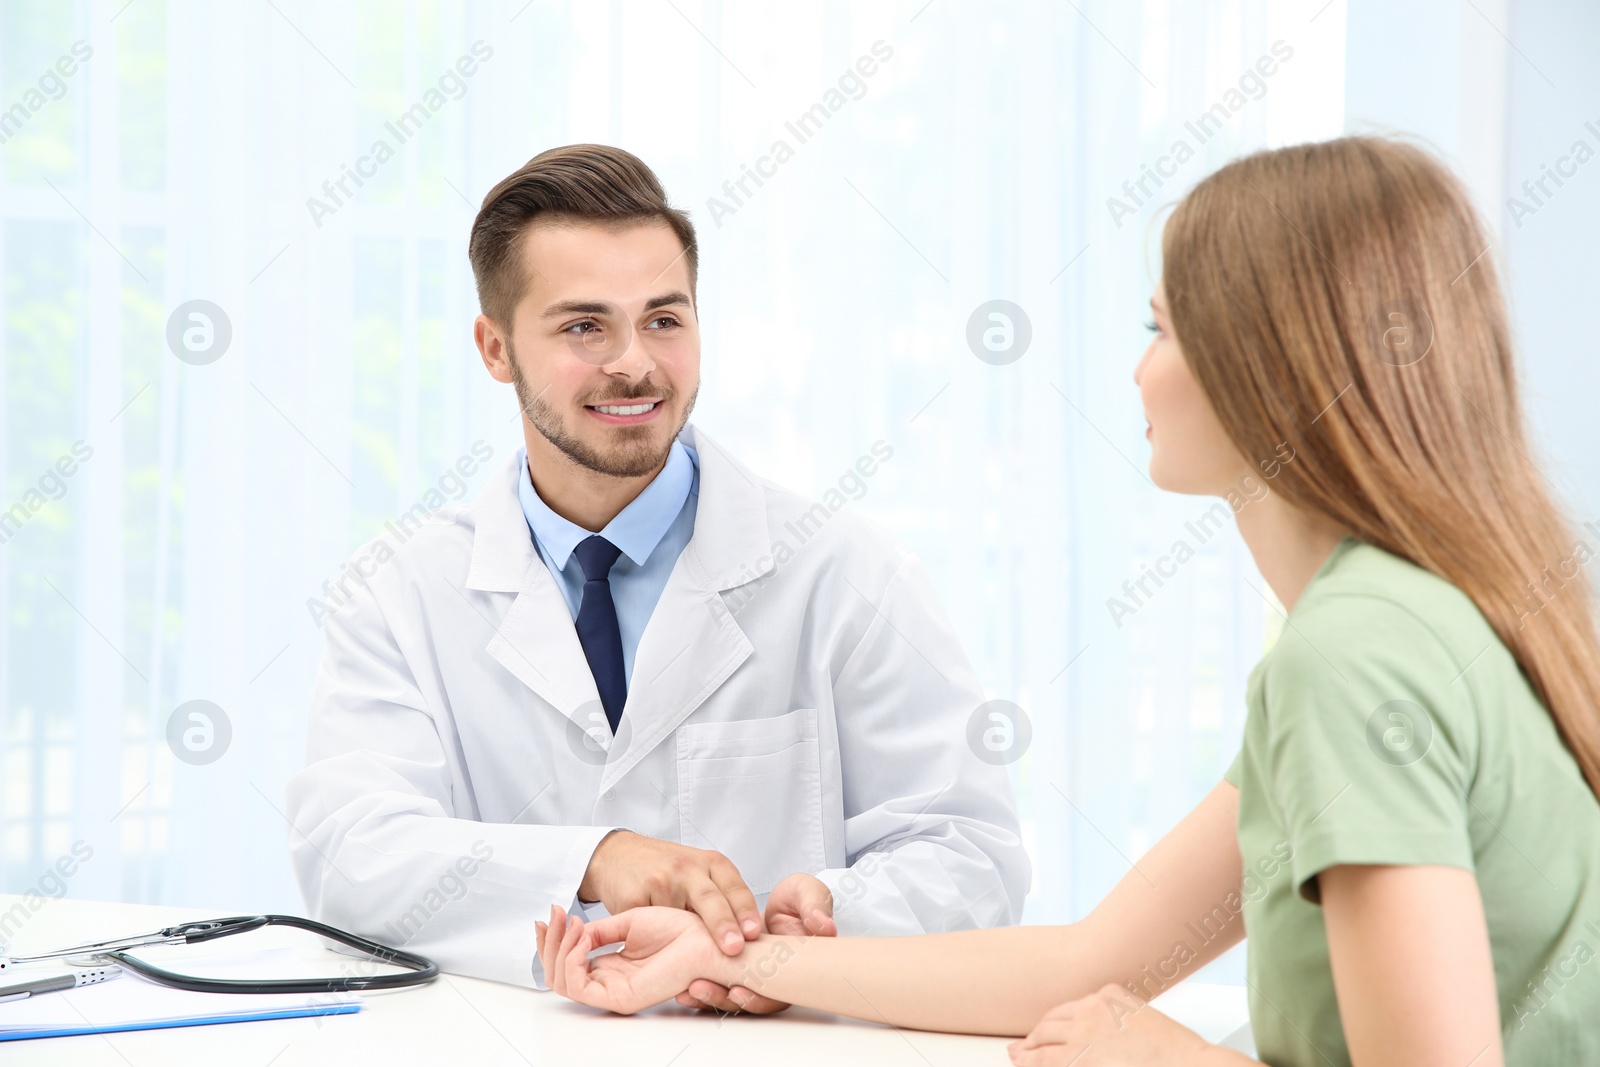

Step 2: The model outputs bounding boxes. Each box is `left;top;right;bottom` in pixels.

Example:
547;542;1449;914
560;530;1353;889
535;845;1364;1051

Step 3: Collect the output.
1133;346;1151;386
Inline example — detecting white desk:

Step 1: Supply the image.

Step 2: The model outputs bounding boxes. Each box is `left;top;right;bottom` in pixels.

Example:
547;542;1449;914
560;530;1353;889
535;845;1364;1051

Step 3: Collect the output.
0;896;1249;1065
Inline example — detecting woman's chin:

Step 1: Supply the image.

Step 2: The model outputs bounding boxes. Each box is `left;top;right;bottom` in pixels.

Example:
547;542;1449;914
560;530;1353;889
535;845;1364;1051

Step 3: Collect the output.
1147;459;1222;498
1146;456;1183;494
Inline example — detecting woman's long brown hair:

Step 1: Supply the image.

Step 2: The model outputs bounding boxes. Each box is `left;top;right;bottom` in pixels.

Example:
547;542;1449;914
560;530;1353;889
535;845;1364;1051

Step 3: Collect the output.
1163;136;1600;800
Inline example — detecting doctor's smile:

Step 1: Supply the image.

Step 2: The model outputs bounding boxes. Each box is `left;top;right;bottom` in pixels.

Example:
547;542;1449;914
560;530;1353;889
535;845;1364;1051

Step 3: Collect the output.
585;401;662;423
21;15;1600;1061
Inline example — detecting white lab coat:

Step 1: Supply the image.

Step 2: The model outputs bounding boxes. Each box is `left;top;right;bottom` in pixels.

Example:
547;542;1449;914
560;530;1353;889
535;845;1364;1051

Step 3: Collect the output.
285;424;1029;988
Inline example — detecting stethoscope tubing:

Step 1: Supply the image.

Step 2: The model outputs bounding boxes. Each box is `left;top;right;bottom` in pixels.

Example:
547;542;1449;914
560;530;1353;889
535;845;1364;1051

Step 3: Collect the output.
6;915;437;994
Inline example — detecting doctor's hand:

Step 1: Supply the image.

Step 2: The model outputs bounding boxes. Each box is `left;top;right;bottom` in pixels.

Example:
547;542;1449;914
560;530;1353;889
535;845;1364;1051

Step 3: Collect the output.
577;831;762;958
762;872;836;936
675;871;836;1014
537;904;730;1016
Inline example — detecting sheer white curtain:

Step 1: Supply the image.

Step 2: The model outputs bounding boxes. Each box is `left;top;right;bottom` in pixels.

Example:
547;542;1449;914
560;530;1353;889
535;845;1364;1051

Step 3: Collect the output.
1;1;1347;964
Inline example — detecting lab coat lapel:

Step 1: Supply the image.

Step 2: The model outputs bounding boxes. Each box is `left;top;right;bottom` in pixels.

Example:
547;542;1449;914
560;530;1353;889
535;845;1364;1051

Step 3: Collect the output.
466;454;602;724
599;426;775;792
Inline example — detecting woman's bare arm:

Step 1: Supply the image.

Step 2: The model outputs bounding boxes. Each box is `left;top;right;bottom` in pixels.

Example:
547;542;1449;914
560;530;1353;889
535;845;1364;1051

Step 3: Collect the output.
1321;864;1503;1067
701;780;1248;1036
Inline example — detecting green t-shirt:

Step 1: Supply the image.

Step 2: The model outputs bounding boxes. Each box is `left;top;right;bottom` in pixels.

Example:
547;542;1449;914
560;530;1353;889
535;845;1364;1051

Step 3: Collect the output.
1226;537;1600;1066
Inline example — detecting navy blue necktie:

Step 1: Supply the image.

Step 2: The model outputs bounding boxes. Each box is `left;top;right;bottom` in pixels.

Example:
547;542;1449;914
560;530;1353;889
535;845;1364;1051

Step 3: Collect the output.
573;536;627;733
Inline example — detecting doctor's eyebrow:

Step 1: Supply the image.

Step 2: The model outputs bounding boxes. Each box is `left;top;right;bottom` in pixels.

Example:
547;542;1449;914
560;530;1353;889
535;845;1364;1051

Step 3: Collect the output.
541;299;611;318
540;291;692;319
642;291;692;313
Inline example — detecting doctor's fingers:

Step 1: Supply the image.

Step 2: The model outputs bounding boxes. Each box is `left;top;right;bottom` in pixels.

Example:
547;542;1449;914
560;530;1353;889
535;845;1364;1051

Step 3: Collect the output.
766;890;836;938
674;980;741;1014
685;881;755;956
706;861;764;942
715;980;792;1015
673;979;784;1016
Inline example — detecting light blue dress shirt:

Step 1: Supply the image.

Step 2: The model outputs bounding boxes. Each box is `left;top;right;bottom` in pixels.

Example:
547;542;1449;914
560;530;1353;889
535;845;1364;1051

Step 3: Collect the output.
516;441;699;684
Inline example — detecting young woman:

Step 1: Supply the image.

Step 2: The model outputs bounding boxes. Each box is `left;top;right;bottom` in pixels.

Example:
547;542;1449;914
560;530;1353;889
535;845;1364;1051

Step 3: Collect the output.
534;137;1600;1066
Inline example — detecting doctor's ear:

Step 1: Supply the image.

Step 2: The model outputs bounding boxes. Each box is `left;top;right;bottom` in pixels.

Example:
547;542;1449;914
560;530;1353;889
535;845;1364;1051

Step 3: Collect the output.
474;314;515;384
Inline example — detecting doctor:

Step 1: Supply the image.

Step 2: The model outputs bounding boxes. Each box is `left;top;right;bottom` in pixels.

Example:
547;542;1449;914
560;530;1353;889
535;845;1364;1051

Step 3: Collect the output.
285;144;1029;1011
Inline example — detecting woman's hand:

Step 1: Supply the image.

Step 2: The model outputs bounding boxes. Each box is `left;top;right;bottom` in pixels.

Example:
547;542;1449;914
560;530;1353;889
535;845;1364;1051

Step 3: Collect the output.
536;904;729;1015
1007;985;1227;1065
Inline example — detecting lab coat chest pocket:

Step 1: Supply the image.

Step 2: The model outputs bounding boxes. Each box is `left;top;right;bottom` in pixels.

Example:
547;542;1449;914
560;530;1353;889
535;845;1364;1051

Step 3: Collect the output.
675;708;826;896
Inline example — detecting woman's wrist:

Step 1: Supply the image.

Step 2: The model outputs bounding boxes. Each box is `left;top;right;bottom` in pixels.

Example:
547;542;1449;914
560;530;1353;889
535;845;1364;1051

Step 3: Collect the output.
711;933;806;992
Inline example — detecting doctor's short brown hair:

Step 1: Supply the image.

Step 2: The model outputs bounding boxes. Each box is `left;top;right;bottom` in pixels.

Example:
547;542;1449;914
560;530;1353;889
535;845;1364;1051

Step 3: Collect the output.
468;144;698;329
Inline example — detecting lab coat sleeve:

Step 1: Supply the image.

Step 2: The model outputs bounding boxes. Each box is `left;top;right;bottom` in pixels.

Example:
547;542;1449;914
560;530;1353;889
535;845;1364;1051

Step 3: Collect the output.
812;556;1031;935
284;575;615;989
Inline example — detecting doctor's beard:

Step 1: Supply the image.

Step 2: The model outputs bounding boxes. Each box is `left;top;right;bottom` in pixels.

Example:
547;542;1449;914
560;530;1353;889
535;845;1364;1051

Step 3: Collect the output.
509;346;697;479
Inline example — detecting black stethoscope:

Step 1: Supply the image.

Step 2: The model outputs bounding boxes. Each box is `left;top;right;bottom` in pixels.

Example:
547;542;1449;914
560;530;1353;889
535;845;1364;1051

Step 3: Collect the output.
0;915;438;994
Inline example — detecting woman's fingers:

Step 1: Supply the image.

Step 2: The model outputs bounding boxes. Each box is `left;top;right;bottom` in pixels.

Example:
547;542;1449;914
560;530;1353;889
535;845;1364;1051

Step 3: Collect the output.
542;908;640;1008
551;912;585;997
545;906;710;1014
538;907;556;982
573;912;631;952
565;924;622;1011
541;905;567;985
544;910;565;994
1014;1018;1078;1050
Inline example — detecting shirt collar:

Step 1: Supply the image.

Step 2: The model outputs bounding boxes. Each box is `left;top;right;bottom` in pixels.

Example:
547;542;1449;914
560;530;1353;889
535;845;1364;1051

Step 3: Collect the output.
517;439;697;570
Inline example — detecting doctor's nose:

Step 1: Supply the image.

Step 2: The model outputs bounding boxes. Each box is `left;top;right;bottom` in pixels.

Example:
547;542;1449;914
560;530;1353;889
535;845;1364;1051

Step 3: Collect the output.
600;325;656;381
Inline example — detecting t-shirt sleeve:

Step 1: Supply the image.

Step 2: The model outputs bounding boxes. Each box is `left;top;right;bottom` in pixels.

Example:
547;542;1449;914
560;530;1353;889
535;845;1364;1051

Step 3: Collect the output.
1223;748;1244;787
1258;594;1478;903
